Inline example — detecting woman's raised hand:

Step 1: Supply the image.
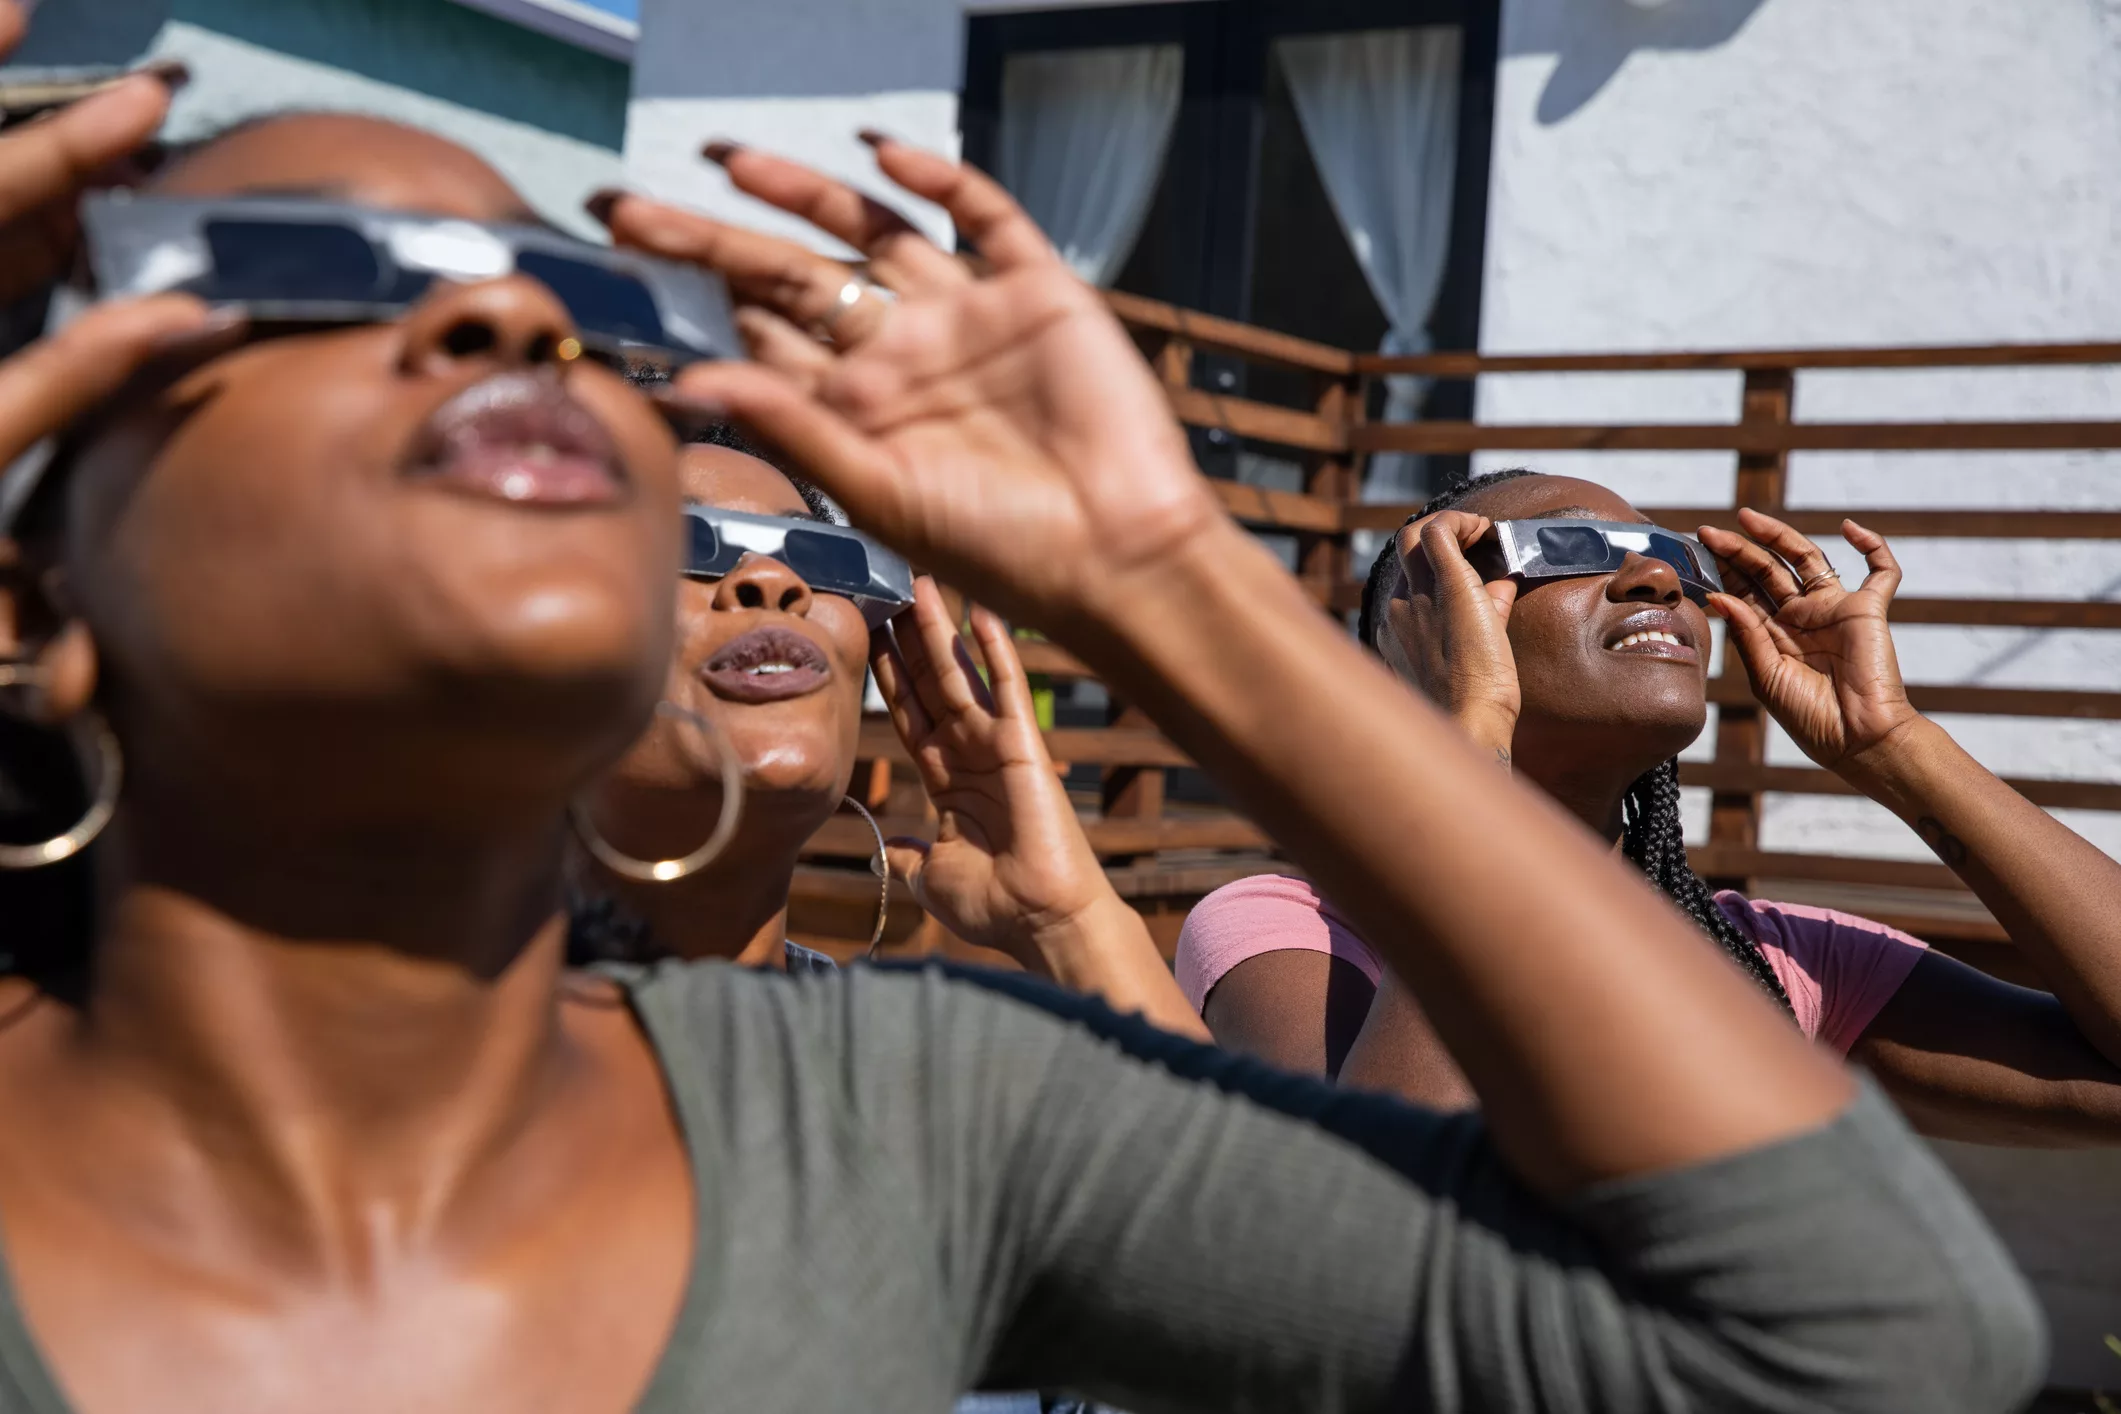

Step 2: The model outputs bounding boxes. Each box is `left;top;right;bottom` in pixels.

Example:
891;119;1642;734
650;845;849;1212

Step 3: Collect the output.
1381;510;1520;763
1698;510;1920;774
872;579;1208;1036
0;3;186;307
871;578;1121;964
593;138;1224;640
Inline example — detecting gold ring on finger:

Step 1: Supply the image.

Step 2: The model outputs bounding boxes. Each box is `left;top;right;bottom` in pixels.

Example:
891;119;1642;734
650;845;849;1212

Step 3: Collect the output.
816;277;897;342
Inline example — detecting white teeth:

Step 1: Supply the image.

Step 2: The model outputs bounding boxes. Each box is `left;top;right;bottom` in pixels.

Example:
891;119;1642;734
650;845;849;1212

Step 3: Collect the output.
1615;631;1684;650
747;662;796;676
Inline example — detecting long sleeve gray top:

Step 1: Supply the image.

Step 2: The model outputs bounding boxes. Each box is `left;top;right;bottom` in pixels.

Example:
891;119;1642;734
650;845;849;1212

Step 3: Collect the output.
0;959;2048;1412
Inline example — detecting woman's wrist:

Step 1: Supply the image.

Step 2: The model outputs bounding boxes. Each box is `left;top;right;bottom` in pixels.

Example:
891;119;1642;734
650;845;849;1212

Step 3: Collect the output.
1452;709;1518;770
1837;712;1946;799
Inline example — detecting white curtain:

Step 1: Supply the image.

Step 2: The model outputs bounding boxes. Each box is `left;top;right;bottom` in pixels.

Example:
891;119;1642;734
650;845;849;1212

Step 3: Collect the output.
998;44;1183;287
1278;27;1462;502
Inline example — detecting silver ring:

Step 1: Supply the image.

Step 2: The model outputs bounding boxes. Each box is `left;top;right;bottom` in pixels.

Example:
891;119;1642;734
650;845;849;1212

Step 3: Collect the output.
1801;571;1840;594
817;277;896;339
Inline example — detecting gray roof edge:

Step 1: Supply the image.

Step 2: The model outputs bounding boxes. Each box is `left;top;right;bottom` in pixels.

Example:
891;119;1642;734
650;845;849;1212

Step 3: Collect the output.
441;0;638;63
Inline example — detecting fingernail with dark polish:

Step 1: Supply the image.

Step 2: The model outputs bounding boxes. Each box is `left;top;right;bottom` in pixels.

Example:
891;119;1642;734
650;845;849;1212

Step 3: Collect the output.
583;188;623;224
139;59;192;90
856;128;890;149
701;140;741;165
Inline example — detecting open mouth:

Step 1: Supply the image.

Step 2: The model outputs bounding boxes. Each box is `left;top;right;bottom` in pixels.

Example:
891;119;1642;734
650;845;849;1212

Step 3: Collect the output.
699;625;832;704
1603;609;1700;664
405;372;627;507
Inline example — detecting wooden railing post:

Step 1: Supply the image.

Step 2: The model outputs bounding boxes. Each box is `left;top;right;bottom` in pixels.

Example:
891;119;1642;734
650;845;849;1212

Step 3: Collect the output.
1300;375;1359;606
1704;367;1793;893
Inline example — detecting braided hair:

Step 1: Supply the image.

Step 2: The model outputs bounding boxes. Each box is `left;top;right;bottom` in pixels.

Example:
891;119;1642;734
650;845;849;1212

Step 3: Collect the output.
1359;469;1794;1015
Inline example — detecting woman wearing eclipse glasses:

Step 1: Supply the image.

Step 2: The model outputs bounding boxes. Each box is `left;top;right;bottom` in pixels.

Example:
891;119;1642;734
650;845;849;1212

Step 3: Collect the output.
1183;467;2121;1145
567;415;1208;1042
0;9;2043;1406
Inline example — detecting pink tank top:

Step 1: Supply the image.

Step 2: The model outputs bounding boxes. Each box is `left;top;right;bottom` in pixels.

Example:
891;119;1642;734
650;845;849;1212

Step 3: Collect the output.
1175;873;1928;1056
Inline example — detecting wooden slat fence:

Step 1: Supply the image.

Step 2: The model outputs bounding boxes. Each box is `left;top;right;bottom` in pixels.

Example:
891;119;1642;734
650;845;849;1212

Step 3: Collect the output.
790;296;2121;967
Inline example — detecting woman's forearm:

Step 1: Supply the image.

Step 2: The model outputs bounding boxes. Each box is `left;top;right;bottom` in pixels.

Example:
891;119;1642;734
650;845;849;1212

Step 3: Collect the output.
1027;893;1212;1041
1070;520;1851;1195
1846;716;2121;1065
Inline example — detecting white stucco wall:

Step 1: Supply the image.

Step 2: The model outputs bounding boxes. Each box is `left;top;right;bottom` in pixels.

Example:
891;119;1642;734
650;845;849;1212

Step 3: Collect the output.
1480;0;2121;865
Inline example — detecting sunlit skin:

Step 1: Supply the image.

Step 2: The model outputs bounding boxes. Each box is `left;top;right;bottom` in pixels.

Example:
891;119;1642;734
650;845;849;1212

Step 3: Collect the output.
0;112;706;1413
580;445;870;965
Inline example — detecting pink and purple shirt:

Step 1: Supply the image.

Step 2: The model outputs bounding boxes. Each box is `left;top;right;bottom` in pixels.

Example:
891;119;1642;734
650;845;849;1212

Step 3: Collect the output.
1176;873;1930;1056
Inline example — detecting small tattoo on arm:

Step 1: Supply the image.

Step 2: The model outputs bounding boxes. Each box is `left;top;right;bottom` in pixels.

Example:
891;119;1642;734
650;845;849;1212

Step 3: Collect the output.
1495;746;1512;771
1914;815;1968;866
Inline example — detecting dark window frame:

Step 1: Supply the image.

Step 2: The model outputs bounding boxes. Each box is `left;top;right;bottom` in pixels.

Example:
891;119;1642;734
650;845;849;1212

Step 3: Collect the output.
960;0;1499;373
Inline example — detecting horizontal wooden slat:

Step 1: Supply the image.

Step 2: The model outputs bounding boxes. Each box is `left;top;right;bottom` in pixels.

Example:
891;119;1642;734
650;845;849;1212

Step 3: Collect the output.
1688;846;1963;890
1108;290;1356;376
1342;505;2121;537
1166;387;1346;453
804;811;1268;859
1706;677;2121;719
858;721;1190;767
1888;599;2121;629
1208;479;1343;532
1355;342;2121;377
1658;508;2121;540
1012;639;1094;678
1319;581;2121;628
1681;762;2121;812
1351;420;2121;455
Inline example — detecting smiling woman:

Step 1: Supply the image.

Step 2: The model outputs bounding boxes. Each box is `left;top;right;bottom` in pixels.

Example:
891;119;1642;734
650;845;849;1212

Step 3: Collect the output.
1186;465;2121;1150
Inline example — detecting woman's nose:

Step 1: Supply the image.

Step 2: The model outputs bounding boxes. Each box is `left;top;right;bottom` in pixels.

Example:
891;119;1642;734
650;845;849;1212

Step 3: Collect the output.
1606;551;1684;605
712;552;816;616
396;275;580;378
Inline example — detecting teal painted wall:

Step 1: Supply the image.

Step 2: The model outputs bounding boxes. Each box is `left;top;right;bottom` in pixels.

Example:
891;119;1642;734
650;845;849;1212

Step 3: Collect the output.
9;0;628;150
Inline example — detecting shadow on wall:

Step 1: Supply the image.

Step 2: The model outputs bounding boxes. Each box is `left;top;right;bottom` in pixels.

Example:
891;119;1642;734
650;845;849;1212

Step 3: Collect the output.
1504;0;1771;124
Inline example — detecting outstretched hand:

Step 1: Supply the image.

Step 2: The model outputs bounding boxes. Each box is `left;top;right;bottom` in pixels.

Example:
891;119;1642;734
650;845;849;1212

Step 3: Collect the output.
1698;510;1920;774
871;577;1117;965
594;137;1225;642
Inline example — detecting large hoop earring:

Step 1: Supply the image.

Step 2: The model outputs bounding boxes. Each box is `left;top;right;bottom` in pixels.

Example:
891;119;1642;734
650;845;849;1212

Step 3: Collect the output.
0;664;122;871
840;795;891;959
570;701;745;883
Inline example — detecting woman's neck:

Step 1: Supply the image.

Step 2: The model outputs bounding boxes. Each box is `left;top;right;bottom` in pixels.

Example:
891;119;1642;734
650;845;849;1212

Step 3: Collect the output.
73;806;582;1255
1511;739;1637;846
590;835;800;966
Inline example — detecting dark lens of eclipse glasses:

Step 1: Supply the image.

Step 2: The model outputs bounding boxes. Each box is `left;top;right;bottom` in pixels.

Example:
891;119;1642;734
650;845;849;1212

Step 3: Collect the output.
203;219;396;302
780;527;871;594
1646;534;1702;580
515;250;667;348
1535;525;1613;569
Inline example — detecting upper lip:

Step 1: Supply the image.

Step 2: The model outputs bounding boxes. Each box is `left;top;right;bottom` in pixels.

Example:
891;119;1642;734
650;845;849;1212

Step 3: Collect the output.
1603;606;1697;651
404;371;626;499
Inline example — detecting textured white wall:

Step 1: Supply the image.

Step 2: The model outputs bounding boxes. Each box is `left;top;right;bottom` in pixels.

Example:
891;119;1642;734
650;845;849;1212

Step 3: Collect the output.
1480;0;2121;862
626;0;969;248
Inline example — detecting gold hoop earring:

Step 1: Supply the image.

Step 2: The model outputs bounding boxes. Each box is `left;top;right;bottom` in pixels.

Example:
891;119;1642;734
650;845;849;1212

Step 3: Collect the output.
840;795;891;959
0;664;122;871
570;701;745;883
